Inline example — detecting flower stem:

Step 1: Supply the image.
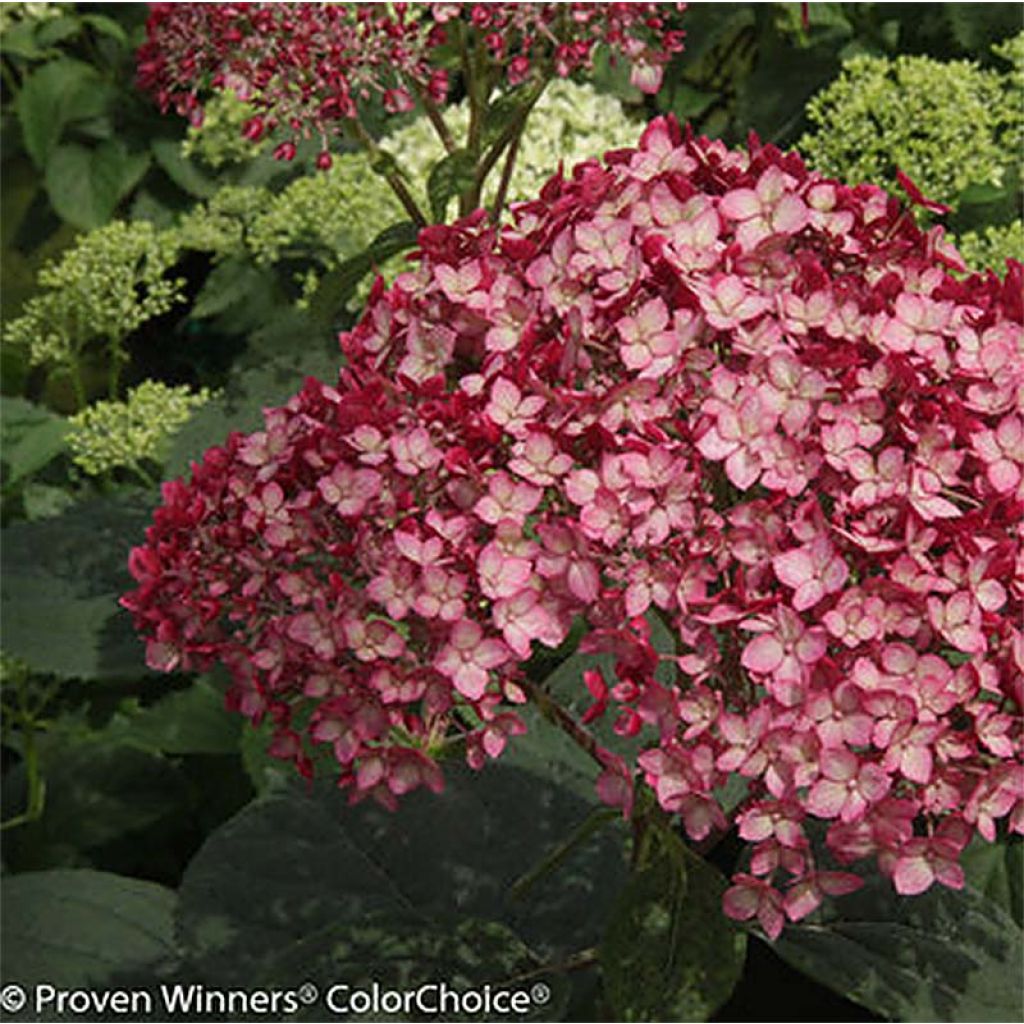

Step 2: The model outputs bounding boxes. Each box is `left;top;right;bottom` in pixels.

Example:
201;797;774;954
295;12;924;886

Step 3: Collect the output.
0;673;48;831
520;677;604;769
489;130;522;224
411;80;457;154
475;79;546;198
346;117;427;228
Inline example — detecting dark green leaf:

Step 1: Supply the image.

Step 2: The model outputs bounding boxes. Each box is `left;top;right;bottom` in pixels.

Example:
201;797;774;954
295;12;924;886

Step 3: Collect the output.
80;13;129;45
16;59;109;168
1;158;43;248
670;83;719;120
943;3;1024;56
426;148;476;223
239;719;290;794
501;701;600;803
45;141;151;230
21;482;78;521
3;418;67;485
34;15;82;48
773;875;1024;1022
482;92;534;149
4;740;189;856
178;765;625;999
1;869;177;988
1;398;67;484
961;836;1024;928
602;833;746;1021
957;182;1011;207
0;493;155;679
150;138;218;199
306;219;419;327
103;678;240;756
190;257;273;321
1;21;45;60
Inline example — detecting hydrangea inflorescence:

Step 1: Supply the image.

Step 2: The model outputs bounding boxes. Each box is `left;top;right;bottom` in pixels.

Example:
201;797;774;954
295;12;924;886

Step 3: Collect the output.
124;117;1023;935
138;2;685;160
67;381;213;478
799;45;1022;208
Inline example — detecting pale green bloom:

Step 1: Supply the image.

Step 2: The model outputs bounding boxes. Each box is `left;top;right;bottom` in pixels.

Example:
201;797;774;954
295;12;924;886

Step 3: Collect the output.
182;90;261;168
177;185;270;257
3;221;184;371
66;380;213;476
993;32;1024;167
800;50;1015;206
0;2;68;34
954;220;1023;273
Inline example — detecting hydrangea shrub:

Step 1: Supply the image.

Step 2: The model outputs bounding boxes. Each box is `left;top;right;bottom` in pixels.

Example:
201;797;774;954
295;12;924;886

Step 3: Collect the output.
124;117;1023;936
955;220;1024;275
799;46;1022;207
2;221;184;405
67;381;213;478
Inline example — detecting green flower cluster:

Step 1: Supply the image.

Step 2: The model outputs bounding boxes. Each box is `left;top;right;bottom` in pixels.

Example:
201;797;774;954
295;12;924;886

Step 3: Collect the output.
0;2;67;34
66;380;213;477
800;44;1021;206
993;32;1024;165
3;221;184;377
179;79;640;303
954;220;1024;273
182;90;261;168
176;185;267;257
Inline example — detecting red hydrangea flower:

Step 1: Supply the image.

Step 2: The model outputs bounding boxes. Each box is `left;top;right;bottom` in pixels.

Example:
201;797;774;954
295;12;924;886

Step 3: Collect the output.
137;2;686;155
124;115;1023;927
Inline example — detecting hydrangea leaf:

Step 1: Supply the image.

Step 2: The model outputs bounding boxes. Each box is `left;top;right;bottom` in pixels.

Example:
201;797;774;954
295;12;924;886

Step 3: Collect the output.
601;832;747;1021
16;58;108;169
102;677;240;756
0;494;153;679
178;765;624;1002
44;140;151;230
3;739;189;860
0;397;67;484
772;875;1024;1022
426;147;477;223
150;137;218;199
1;870;178;989
960;836;1024;928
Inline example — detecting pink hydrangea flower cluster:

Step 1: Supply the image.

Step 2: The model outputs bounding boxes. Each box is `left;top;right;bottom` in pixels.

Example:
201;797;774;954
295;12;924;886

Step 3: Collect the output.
430;3;686;92
137;2;685;161
137;2;448;153
123;116;1023;935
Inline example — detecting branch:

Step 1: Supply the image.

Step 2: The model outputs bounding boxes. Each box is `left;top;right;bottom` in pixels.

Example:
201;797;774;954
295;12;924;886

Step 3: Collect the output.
346;117;428;228
475;79;546;193
520;677;605;769
412;79;457;154
489;129;521;224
